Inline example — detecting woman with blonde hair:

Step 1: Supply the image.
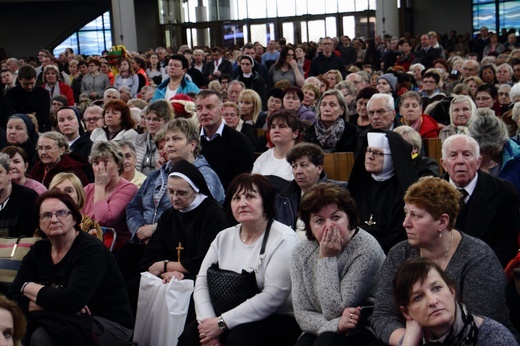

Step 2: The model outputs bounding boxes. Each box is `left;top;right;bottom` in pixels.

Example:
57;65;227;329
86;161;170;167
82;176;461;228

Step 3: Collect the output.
238;89;267;128
463;76;484;98
49;172;103;240
325;69;343;90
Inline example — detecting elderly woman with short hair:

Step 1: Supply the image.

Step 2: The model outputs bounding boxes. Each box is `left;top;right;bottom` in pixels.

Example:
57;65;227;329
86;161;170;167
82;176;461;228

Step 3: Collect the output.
119;140;147;188
399;91;439;139
303;89;358;153
439;95;477;142
82;141;138;252
30;131;91;188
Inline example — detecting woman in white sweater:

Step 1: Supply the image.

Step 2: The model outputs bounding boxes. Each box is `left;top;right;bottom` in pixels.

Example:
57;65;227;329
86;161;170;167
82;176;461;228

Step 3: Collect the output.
179;174;301;346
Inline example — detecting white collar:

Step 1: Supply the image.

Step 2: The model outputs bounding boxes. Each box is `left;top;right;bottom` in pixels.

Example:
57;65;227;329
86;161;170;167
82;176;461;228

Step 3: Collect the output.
200;121;225;141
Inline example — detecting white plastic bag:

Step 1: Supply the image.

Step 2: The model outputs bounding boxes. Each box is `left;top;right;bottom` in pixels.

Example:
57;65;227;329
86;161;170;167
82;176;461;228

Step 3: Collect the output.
133;271;194;346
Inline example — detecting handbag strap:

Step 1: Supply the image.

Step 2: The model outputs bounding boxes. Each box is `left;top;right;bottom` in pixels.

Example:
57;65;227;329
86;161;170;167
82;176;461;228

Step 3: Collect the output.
256;219;274;271
259;218;273;255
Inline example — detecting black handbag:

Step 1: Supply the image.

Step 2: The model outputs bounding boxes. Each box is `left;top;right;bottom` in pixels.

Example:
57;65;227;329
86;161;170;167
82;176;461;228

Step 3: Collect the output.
207;220;273;316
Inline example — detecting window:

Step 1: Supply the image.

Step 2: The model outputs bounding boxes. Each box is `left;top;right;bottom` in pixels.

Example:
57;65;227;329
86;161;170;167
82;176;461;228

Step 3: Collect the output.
473;0;520;35
54;12;112;56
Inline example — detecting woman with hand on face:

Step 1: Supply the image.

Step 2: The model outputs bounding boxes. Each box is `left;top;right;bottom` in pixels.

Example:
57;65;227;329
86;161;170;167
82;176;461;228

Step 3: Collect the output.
439;95;477;142
90;99;138;142
393;257;517;346
268;46;305;88
82;141;138;252
303;89;358;153
49;172;102;240
1;146;47;195
291;183;385;346
6;114;39;170
30;131;91;188
7;191;133;345
399;91;439;139
372;177;517;345
178;174;301;346
114;58;139;99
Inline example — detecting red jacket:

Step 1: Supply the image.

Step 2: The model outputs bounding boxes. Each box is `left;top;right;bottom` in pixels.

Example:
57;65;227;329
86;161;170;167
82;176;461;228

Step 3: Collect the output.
43;82;75;106
419;114;440;139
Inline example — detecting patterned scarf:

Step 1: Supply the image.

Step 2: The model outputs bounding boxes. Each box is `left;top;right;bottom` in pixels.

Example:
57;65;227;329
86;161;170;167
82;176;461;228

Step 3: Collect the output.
423;302;479;346
314;118;345;153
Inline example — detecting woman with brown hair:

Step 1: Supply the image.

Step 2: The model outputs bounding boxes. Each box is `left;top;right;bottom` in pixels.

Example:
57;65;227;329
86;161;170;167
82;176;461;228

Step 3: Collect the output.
90;99;138;142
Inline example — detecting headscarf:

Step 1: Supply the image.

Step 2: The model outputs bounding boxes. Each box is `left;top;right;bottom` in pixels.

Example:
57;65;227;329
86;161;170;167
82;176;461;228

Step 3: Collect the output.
8;114;38;143
57;106;85;135
168;159;214;212
367;132;394;181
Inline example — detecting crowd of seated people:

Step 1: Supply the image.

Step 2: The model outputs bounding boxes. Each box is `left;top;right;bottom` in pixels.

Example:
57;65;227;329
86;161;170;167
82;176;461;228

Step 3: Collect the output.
0;28;519;344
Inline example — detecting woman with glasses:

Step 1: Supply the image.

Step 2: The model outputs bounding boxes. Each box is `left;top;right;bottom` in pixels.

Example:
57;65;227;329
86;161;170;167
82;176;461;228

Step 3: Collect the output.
475;83;501;115
8;190;134;345
348;130;417;253
82;105;104;135
268;46;305;88
30;131;91;188
134;100;172;176
80;58;110;100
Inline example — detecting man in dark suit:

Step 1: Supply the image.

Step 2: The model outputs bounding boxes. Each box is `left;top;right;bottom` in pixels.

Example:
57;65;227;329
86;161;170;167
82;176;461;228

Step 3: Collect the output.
308;36;347;78
195;90;254;190
201;47;233;86
441;134;519;267
413;34;442;68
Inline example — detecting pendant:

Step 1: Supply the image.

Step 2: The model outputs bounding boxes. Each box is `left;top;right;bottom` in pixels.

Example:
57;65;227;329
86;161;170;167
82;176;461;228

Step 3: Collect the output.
365;214;376;226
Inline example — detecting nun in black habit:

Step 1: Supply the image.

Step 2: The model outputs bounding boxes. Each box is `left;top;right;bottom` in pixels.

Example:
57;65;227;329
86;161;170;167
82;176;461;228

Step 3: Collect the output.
347;130;418;254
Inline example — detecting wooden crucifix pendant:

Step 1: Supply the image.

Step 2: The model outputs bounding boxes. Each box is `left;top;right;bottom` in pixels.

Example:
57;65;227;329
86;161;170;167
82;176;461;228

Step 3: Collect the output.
176;242;184;262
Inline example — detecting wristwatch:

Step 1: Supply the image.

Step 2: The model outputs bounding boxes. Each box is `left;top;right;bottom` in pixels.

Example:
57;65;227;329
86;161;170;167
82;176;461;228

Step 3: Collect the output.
217;316;227;330
163;260;169;273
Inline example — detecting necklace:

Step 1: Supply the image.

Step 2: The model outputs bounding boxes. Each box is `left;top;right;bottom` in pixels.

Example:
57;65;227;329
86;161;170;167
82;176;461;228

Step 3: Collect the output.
420;231;455;270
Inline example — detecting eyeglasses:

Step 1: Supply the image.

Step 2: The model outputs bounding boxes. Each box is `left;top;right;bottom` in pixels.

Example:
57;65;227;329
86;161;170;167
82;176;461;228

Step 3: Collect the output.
422;80;436;84
365;148;388;158
36;146;58;152
475;96;492;101
39;210;71;222
84;116;102;122
367;108;390;117
167;189;194;198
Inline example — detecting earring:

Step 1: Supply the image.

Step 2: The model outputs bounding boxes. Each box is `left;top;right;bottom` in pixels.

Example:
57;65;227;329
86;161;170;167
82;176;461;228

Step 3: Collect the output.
438;232;443;238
